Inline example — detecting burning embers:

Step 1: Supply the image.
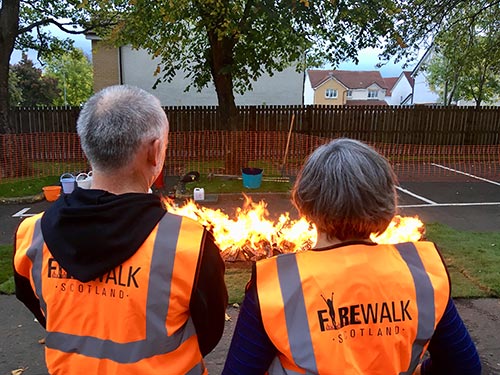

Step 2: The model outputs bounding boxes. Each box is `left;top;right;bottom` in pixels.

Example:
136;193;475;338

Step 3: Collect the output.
163;195;424;261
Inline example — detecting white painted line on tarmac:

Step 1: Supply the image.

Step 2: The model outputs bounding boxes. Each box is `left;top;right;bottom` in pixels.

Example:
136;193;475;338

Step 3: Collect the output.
400;202;500;208
431;163;500;186
396;186;437;205
12;207;36;218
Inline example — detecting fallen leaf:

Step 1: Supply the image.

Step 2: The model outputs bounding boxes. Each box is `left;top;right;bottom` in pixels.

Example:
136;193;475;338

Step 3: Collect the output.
225;313;231;321
11;367;27;375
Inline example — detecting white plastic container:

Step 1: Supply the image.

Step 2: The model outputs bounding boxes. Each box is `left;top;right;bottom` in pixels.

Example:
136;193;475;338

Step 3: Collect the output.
193;187;205;201
76;172;92;189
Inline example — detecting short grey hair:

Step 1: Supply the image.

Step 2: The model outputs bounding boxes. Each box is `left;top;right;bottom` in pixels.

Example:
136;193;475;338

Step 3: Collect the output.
292;138;397;241
77;85;168;171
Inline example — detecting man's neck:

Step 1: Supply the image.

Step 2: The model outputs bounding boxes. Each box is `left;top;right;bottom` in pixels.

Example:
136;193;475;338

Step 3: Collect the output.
91;169;151;195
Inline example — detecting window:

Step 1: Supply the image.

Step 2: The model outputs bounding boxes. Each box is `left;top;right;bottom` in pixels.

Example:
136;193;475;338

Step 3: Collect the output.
346;90;353;97
368;90;378;98
325;88;338;99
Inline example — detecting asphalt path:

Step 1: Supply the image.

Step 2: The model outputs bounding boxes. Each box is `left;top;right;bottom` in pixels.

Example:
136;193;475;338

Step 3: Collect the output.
397;180;500;232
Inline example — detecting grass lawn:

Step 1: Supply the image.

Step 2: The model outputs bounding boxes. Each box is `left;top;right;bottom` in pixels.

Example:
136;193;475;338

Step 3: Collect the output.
0;173;292;198
183;174;292;195
0;244;14;294
0;176;61;198
2;223;499;301
426;223;500;297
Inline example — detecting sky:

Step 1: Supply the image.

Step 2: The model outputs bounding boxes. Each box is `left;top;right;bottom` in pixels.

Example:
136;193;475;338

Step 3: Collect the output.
335;48;413;77
10;31;415;78
10;32;90;65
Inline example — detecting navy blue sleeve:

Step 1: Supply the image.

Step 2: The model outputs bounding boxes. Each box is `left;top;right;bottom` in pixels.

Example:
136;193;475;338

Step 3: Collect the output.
190;231;228;356
421;298;481;375
222;268;277;375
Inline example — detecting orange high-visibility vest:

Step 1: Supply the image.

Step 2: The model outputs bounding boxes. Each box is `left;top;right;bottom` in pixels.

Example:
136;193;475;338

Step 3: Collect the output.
14;212;208;375
256;242;450;375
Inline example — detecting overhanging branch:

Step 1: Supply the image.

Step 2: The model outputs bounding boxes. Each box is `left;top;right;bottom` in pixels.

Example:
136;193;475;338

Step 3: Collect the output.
17;17;117;36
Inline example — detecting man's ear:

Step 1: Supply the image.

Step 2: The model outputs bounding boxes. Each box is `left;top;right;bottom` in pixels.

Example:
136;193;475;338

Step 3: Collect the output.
147;139;162;167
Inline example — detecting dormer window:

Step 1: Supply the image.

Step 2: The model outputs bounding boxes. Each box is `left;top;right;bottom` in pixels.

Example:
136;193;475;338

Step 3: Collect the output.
368;90;378;98
325;88;338;99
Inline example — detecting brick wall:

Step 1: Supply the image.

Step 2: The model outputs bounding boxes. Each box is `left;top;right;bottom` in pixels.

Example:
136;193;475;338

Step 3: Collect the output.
91;40;120;92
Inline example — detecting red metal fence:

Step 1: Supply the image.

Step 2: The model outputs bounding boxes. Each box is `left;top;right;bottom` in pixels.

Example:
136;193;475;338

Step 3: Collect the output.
1;105;499;182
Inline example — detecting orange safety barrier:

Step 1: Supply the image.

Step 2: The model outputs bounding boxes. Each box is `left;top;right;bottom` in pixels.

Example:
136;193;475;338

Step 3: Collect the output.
0;133;88;181
1;131;499;183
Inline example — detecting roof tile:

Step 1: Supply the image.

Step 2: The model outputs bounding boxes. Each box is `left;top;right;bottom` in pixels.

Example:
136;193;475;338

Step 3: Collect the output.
307;69;389;89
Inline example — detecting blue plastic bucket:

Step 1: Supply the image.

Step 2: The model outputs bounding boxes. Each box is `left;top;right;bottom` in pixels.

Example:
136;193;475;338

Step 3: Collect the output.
60;173;75;194
242;168;263;189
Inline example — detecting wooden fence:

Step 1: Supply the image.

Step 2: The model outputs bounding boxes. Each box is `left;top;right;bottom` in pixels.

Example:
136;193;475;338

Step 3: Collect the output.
8;105;500;145
2;105;499;182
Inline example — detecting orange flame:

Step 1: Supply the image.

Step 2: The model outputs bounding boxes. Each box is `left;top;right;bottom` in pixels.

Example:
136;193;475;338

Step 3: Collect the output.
163;195;424;261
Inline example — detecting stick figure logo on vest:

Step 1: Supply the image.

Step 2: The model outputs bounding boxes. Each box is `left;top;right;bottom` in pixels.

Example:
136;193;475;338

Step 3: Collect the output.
317;292;413;343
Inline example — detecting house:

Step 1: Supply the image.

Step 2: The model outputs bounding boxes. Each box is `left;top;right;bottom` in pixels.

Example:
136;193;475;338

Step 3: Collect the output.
385;71;414;105
410;46;500;106
87;36;305;106
383;76;398;104
409;46;441;105
304;70;394;106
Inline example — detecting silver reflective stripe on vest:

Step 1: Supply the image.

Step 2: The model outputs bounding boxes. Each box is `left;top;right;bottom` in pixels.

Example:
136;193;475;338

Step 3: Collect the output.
26;219;46;317
268;356;307;375
274;254;318;374
29;214;201;368
395;242;436;375
186;361;206;375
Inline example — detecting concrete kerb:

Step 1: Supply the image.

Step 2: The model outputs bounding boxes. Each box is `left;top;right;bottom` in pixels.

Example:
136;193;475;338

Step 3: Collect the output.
0;191;292;205
0;193;45;205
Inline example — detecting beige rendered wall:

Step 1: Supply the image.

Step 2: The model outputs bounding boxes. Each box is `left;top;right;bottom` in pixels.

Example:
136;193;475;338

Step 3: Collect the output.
119;46;304;106
314;79;346;105
91;40;120;92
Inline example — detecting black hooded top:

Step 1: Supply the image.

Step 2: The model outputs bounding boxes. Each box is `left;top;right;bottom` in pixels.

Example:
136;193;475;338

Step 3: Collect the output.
14;187;228;356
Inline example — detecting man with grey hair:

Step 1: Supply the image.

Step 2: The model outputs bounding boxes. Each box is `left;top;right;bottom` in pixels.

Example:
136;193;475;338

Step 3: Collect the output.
223;138;480;375
14;85;228;374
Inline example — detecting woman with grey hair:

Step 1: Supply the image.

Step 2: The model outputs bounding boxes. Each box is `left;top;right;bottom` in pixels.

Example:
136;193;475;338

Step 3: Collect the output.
223;138;480;375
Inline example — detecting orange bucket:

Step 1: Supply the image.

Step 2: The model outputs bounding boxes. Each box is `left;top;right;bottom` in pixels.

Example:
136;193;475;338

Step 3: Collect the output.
42;186;61;202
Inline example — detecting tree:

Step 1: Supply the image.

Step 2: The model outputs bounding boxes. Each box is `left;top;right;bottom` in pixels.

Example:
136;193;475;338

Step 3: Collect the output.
0;1;121;178
458;4;500;107
110;0;402;132
11;53;59;106
8;70;23;106
101;0;500;171
425;45;466;106
43;48;93;106
424;2;500;107
0;0;121;134
103;0;409;172
108;1;500;120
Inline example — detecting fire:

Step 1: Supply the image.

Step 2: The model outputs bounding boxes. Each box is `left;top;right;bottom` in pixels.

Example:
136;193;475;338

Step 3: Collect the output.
370;215;425;244
163;195;424;261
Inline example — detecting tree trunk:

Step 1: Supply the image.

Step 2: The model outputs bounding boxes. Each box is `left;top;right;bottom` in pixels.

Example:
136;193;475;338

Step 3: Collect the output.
0;0;20;134
443;80;449;106
207;32;247;174
475;66;488;109
0;0;30;178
